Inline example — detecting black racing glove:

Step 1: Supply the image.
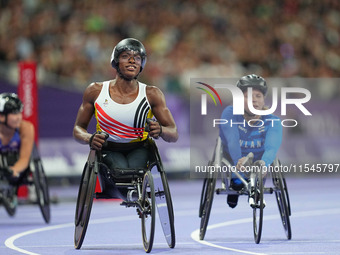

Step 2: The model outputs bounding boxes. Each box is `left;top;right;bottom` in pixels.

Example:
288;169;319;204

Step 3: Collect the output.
0;166;13;179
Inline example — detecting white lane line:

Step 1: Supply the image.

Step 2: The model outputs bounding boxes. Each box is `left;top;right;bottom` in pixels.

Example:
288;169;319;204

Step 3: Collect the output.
5;222;74;255
5;215;137;255
5;207;340;255
191;208;340;255
269;253;327;255
191;217;269;255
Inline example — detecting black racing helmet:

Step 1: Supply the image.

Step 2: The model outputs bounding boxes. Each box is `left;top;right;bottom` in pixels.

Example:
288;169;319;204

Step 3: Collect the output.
236;74;268;96
0;93;23;115
110;38;147;72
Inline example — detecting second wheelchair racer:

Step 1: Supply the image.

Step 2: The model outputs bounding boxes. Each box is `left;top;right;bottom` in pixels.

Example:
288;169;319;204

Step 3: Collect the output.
0;93;35;209
219;74;282;208
0;93;35;179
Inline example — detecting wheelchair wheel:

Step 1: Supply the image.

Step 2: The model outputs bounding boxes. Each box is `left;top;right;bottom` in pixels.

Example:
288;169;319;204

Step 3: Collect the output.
273;171;292;240
275;160;291;216
199;177;208;218
74;152;98;249
199;170;217;240
155;169;175;248
2;187;17;217
253;170;264;244
32;158;50;223
141;170;156;253
282;175;292;216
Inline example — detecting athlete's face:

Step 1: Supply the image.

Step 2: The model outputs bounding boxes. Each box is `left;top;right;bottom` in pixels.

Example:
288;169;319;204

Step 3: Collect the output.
243;89;265;114
118;50;142;79
5;113;22;129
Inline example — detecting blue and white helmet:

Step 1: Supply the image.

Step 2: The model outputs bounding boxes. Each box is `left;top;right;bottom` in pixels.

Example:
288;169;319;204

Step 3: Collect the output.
0;93;23;115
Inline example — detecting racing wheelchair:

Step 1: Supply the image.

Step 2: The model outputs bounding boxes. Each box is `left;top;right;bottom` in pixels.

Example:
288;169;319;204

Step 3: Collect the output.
199;137;291;244
74;138;175;253
0;144;50;223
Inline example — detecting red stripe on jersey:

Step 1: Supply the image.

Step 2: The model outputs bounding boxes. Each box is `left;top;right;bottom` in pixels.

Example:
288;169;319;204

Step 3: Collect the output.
95;103;143;131
97;111;144;134
100;120;144;137
100;124;141;139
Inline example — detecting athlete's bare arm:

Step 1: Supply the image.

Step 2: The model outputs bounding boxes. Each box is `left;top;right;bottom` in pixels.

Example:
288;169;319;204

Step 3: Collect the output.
146;86;178;143
11;120;34;176
73;82;107;150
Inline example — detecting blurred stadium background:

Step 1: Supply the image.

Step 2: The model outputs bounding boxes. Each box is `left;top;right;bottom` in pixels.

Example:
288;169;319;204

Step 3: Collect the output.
0;0;339;183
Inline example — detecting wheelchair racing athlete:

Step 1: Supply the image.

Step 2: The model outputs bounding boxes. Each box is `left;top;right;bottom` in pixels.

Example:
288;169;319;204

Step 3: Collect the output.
0;93;35;204
73;38;178;197
219;74;282;208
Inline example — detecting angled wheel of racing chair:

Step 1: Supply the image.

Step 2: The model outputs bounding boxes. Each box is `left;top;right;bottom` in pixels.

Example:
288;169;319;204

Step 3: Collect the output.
74;138;175;253
0;167;17;216
0;144;50;223
199;137;292;244
271;158;292;240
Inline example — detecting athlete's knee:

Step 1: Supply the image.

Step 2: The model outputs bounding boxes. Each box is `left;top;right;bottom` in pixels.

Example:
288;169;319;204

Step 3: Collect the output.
127;148;149;168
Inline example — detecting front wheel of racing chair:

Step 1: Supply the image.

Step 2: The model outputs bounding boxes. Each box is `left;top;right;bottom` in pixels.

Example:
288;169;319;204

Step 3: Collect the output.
271;159;292;240
232;152;265;244
141;170;156;253
0;153;17;216
251;160;264;244
1;185;17;216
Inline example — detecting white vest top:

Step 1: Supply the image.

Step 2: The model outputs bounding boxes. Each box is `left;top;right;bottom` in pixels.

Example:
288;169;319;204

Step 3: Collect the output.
94;81;152;143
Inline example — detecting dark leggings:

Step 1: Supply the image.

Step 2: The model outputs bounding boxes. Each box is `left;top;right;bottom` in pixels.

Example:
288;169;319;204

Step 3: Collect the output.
102;147;149;169
99;146;149;199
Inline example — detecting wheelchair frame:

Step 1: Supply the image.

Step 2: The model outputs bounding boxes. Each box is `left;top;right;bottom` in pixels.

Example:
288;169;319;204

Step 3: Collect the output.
0;144;50;223
74;138;175;253
199;137;291;244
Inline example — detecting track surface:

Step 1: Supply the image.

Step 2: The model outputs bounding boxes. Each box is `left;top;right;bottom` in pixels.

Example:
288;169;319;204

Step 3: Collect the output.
0;176;339;255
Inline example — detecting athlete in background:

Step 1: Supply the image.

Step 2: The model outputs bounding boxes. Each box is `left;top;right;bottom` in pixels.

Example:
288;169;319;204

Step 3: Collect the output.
0;93;34;178
0;93;34;207
219;74;282;208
